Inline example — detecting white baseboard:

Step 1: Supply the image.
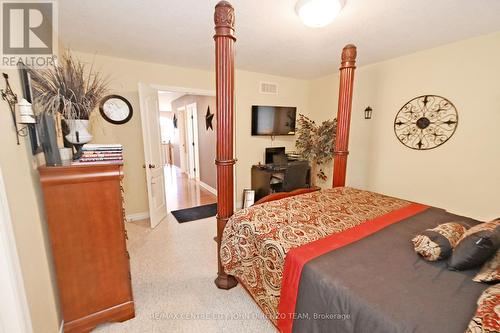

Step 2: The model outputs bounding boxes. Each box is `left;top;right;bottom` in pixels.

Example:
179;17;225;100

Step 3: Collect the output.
125;211;150;222
199;181;217;195
59;320;64;333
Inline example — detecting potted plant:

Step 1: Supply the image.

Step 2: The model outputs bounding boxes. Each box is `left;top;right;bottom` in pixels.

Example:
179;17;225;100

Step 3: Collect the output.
29;51;109;160
295;114;337;186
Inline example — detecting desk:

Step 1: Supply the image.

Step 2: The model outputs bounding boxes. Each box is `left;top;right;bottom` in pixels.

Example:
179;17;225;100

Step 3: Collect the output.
251;161;311;201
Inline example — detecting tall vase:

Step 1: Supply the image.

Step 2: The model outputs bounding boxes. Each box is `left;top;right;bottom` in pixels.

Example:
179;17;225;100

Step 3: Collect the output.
38;113;62;166
65;119;93;160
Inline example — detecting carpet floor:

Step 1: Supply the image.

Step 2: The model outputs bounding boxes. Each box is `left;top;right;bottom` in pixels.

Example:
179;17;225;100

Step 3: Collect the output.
93;214;276;333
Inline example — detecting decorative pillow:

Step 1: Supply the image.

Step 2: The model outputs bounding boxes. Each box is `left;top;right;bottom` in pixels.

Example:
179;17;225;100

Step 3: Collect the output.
474;250;500;283
465;284;500;333
448;220;500;271
411;222;467;261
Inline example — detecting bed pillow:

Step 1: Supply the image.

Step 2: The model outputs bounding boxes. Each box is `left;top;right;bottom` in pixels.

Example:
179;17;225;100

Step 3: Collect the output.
448;220;500;271
253;187;319;206
474;250;500;283
411;222;467;261
465;284;500;333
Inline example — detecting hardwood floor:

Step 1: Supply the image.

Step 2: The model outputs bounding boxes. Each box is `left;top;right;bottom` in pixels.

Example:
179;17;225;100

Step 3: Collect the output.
164;165;216;212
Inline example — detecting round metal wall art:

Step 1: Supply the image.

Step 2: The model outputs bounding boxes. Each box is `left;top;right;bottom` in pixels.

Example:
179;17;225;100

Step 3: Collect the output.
394;95;458;150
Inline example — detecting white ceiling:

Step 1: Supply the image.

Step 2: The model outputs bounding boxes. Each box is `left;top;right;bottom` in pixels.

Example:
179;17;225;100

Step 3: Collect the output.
59;0;500;79
158;91;185;112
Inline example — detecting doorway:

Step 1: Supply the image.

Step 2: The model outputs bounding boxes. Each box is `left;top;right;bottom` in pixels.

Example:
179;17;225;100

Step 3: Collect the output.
140;84;218;224
172;104;200;180
159;89;216;192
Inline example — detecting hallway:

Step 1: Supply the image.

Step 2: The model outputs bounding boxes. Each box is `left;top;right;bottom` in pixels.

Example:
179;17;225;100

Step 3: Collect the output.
164;165;217;212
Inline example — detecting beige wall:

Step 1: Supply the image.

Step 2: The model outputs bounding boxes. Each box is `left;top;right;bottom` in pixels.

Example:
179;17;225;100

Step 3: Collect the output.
77;32;500;219
234;71;311;205
75;51;215;216
0;70;60;332
171;109;182;170
73;50;311;212
171;95;217;189
310;32;500;220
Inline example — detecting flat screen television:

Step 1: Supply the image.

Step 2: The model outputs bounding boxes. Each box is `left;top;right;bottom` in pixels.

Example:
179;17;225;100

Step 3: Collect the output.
251;105;297;136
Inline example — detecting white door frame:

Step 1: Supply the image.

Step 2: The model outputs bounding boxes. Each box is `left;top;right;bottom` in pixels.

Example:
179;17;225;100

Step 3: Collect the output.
176;107;188;174
0;167;33;333
185;103;200;180
183;107;193;178
151;84;214;97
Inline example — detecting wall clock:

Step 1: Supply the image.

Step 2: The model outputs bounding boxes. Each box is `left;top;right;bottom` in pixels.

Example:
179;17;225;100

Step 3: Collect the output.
394;95;458;150
99;95;133;125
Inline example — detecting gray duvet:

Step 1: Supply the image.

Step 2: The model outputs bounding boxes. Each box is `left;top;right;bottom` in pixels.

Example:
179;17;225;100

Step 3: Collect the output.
292;208;488;333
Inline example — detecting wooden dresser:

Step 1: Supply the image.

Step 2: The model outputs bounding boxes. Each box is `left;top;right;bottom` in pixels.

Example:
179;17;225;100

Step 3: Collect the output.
39;163;134;333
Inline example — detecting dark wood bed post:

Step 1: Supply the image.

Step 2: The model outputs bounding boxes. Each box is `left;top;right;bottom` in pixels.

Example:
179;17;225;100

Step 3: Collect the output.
333;44;357;188
214;1;238;290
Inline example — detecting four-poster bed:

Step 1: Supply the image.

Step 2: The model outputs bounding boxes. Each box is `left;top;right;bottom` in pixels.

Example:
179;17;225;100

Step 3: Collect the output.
212;0;358;291
212;2;494;333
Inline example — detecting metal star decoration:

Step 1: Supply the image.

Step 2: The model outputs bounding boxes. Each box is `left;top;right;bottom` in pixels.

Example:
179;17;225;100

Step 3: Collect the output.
206;106;214;131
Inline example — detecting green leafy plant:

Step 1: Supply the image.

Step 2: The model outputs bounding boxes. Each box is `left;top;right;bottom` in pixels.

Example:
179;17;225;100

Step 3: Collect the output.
28;51;109;120
295;114;337;184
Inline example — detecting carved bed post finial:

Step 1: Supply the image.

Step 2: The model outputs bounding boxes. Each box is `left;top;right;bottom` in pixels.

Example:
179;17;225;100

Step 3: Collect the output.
333;44;357;188
214;1;235;39
340;44;357;68
214;1;238;290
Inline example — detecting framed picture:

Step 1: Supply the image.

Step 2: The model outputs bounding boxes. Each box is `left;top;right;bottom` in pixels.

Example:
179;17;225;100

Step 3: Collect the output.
18;61;42;155
242;189;255;209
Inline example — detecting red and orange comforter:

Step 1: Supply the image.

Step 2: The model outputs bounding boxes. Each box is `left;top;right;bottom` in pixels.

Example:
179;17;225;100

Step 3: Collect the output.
220;187;413;324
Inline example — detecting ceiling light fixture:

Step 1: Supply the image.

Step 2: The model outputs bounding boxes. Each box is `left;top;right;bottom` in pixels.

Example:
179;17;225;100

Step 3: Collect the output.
295;0;344;28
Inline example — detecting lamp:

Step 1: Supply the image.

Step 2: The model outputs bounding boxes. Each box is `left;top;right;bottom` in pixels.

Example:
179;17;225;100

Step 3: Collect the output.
1;73;36;144
295;0;344;28
364;106;373;120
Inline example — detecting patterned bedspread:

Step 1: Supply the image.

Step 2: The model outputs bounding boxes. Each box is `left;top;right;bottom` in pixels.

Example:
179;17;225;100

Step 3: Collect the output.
220;187;411;323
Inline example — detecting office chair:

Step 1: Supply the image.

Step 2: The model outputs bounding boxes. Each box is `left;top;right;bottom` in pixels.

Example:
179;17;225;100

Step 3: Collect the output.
282;162;310;192
272;153;288;166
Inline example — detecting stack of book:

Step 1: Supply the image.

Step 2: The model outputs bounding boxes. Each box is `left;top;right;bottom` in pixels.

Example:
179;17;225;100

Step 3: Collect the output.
77;144;123;164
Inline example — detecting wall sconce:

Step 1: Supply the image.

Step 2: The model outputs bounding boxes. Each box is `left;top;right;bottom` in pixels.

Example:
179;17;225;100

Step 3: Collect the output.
1;73;36;144
364;106;373;120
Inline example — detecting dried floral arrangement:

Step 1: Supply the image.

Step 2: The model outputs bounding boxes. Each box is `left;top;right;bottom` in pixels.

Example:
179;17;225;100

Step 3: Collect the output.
295;114;337;184
28;51;109;120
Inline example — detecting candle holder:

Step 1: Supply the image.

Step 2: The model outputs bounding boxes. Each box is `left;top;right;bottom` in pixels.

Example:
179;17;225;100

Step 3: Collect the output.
1;73;36;144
